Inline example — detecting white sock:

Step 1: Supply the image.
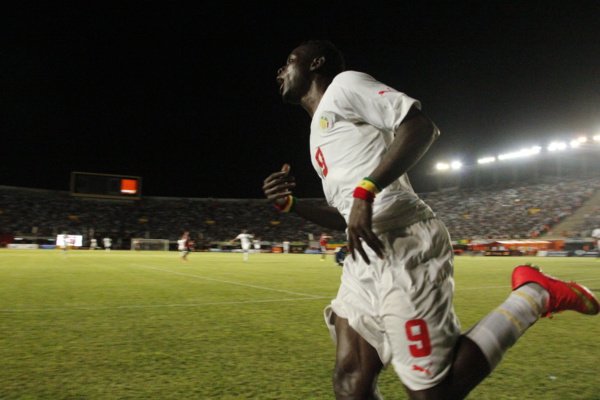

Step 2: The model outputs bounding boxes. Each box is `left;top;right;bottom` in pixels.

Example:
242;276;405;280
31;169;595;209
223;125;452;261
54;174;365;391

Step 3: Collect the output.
466;283;549;370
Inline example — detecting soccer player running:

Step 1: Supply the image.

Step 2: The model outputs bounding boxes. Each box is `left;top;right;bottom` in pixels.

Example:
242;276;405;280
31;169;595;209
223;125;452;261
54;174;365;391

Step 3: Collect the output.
320;232;333;261
178;232;190;262
263;40;599;400
230;229;253;262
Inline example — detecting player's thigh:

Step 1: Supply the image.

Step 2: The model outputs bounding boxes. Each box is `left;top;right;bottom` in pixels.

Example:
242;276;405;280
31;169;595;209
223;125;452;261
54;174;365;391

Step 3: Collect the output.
333;313;383;377
383;280;459;389
382;219;460;391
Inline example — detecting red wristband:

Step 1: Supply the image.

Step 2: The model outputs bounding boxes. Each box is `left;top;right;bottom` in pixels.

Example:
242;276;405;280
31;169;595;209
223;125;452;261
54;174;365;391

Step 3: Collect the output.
353;187;375;202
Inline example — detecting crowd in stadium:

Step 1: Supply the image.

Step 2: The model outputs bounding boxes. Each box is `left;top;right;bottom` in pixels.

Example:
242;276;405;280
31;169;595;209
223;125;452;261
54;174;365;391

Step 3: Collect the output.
1;176;599;249
0;187;336;248
421;176;600;239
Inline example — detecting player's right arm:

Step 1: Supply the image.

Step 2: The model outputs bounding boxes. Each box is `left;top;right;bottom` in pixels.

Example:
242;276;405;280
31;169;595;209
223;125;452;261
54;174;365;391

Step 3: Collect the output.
263;164;347;231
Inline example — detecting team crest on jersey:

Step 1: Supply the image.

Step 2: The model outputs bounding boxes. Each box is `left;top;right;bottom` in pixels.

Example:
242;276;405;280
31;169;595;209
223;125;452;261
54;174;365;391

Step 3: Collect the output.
319;113;334;132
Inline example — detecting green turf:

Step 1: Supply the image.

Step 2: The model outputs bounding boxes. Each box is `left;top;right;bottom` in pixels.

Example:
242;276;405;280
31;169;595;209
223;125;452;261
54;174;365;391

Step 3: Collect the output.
1;250;599;399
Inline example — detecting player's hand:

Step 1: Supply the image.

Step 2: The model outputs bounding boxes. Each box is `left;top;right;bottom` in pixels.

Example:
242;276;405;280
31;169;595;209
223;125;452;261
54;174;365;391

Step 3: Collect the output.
347;198;385;264
262;164;296;208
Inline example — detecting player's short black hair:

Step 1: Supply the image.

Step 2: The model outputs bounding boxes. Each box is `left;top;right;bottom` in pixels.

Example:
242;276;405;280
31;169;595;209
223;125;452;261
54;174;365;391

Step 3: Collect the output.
299;40;345;79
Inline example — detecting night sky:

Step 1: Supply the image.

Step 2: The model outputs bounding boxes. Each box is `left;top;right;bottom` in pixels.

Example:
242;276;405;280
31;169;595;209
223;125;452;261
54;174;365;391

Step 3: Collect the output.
2;2;599;199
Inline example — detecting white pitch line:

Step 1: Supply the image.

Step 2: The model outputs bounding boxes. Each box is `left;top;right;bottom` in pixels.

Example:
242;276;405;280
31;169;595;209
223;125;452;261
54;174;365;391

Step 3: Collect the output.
130;263;324;298
0;296;328;313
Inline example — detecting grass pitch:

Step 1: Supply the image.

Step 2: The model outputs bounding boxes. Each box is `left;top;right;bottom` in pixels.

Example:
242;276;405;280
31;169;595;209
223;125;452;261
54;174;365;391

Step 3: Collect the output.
1;250;599;400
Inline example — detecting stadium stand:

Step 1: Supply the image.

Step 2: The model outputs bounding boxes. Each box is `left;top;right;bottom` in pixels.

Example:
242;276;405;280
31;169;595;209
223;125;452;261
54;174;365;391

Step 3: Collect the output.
421;176;600;240
0;186;342;249
1;176;599;249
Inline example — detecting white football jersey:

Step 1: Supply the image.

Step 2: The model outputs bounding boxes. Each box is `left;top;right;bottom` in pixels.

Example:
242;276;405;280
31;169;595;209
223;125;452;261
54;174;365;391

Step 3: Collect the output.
236;233;253;247
310;71;435;232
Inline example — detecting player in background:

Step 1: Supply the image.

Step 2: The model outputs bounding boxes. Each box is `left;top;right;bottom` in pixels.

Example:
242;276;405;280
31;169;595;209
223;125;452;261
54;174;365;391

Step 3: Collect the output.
178;232;190;262
592;227;600;260
187;237;195;253
230;229;253;262
253;238;262;252
103;236;112;252
319;232;333;262
60;233;69;256
133;238;142;252
263;40;599;400
89;237;97;250
334;245;347;267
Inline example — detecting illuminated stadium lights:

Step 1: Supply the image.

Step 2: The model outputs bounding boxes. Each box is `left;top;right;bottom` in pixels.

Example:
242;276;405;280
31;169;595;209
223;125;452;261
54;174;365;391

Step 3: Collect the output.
548;141;567;152
435;134;598;174
477;156;496;164
436;161;462;171
497;146;541;161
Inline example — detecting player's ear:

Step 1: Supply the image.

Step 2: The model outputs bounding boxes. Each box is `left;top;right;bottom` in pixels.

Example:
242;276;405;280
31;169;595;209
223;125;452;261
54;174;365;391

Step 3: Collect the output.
310;56;325;72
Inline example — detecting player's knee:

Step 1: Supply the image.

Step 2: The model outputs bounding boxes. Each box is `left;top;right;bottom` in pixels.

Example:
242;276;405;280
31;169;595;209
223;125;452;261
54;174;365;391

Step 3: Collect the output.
332;366;375;400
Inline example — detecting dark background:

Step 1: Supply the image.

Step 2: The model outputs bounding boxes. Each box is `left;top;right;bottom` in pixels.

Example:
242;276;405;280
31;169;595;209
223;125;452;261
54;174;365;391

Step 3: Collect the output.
2;1;599;198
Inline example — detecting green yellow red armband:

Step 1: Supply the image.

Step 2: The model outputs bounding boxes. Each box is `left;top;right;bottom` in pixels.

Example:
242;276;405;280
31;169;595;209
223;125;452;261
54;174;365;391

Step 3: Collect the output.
274;195;297;213
353;177;383;203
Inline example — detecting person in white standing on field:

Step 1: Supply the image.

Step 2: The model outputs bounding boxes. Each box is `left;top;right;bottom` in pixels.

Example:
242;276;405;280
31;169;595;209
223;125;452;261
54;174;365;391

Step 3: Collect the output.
231;229;253;262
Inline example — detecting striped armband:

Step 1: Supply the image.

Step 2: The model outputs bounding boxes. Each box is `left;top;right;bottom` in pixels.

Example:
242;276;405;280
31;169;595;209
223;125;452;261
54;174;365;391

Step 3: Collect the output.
353;177;383;203
274;195;297;213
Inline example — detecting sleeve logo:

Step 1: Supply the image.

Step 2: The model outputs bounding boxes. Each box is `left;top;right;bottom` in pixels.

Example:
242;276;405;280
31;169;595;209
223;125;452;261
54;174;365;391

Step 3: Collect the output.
319;113;334;132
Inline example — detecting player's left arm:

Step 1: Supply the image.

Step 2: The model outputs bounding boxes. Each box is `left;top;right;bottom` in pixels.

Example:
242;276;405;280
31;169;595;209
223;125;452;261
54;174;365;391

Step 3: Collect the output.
347;106;440;263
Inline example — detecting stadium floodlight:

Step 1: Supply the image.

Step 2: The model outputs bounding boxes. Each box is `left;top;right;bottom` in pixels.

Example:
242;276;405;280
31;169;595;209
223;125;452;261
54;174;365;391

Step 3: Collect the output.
436;162;450;171
477;156;496;164
593;135;600;142
570;139;581;148
548;141;567;152
577;136;587;143
497;146;541;160
450;161;462;170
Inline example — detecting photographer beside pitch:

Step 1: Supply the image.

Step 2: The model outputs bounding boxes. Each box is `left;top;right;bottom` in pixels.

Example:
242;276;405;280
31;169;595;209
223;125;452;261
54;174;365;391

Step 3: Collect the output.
263;40;599;400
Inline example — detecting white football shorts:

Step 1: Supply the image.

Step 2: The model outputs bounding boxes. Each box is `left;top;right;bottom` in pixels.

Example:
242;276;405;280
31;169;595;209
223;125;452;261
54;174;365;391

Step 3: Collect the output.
324;217;461;391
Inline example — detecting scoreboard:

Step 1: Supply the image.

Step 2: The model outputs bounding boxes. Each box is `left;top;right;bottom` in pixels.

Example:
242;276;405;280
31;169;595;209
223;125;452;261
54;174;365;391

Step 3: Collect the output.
70;172;142;200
